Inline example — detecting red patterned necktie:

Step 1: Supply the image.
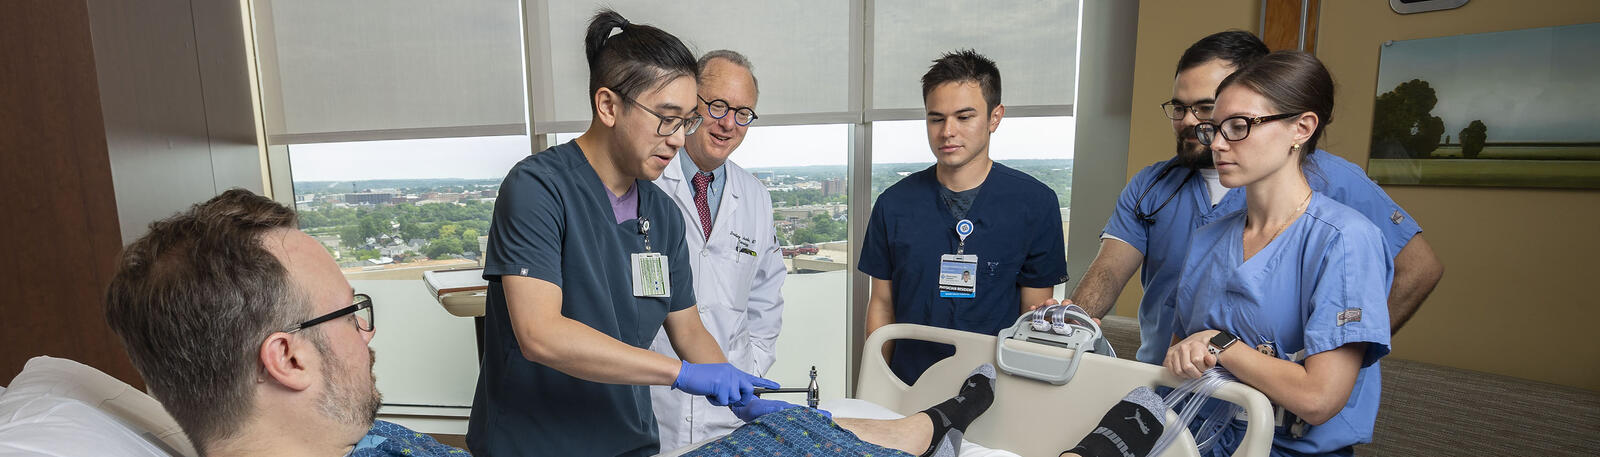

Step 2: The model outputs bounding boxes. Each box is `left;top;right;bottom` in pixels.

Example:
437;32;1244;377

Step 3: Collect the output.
692;172;713;240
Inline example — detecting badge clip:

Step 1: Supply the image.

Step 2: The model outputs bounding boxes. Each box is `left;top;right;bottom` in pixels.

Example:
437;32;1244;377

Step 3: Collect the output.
955;219;973;255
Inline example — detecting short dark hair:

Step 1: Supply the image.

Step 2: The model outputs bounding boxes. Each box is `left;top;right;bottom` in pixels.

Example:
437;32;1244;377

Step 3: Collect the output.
1175;30;1269;75
921;49;1002;112
584;9;698;111
104;189;309;449
1217;50;1336;157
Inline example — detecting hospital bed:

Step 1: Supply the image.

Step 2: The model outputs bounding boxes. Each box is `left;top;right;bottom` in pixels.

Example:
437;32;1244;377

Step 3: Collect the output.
660;323;1275;457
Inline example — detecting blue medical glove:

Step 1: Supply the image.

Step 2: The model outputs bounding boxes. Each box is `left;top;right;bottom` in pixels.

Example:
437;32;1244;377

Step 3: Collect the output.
671;361;780;406
730;398;800;422
729;399;833;422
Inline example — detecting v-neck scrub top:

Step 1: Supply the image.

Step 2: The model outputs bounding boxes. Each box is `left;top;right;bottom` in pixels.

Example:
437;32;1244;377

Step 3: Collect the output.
1174;193;1392;456
858;163;1068;384
1104;152;1421;364
468;141;696;457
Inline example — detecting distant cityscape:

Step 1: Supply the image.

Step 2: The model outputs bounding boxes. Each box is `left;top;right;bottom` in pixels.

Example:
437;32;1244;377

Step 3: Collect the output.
292;159;1070;274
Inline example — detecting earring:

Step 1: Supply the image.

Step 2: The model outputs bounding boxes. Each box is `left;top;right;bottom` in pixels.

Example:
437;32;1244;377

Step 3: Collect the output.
1291;143;1302;153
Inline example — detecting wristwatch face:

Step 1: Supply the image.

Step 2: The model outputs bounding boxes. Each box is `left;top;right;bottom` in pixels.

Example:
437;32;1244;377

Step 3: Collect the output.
1208;331;1238;352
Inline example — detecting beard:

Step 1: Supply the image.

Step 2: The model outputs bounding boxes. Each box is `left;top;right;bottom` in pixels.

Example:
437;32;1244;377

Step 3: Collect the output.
1174;125;1214;169
313;337;383;427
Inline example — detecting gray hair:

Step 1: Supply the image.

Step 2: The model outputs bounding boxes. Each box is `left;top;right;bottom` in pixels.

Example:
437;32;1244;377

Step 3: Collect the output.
698;49;759;95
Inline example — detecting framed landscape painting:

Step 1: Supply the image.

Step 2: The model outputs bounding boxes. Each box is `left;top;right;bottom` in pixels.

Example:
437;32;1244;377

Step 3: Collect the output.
1367;22;1600;189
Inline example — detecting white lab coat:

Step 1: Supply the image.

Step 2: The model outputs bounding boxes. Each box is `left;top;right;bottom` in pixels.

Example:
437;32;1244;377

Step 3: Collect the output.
649;154;787;451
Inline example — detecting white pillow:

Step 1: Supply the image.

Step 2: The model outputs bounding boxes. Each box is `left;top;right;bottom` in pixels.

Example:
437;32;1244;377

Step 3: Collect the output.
0;357;192;457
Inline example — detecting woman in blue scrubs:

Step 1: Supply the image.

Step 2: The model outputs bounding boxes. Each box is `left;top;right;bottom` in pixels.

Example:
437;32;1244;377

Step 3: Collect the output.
468;10;777;457
1165;51;1392;457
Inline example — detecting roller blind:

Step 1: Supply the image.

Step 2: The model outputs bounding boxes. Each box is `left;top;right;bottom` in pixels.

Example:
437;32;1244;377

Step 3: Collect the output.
870;0;1077;119
255;0;526;144
530;1;854;133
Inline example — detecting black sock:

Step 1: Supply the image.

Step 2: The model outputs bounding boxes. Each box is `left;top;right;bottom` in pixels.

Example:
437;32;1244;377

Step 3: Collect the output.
920;364;996;457
1065;387;1167;457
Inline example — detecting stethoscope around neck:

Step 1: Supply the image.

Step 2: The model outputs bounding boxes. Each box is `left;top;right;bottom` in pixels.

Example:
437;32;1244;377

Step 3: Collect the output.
1134;162;1198;225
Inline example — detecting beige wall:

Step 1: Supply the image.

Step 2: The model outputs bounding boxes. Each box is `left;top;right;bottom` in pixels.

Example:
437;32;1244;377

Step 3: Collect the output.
1317;1;1599;391
1120;1;1600;391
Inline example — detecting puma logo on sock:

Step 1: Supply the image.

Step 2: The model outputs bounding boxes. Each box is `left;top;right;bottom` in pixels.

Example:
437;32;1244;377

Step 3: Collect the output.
1125;410;1149;434
1066;387;1167;457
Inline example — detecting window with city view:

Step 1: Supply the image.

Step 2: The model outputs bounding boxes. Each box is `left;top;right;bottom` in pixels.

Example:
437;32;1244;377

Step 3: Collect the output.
288;136;532;280
283;135;532;416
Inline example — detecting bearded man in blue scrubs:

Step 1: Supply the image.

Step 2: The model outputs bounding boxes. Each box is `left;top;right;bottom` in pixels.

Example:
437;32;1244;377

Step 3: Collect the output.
859;50;1069;385
1063;31;1444;365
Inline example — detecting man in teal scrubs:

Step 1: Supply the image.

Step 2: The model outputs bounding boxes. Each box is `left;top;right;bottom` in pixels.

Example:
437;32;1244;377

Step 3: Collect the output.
468;11;776;456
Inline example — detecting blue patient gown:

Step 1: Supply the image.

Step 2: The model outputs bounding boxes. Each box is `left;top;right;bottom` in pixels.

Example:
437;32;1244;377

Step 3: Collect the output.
682;408;909;457
1173;194;1392;457
350;420;468;456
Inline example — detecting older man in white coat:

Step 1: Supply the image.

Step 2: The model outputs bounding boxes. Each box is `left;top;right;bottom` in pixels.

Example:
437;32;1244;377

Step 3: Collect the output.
649;49;787;450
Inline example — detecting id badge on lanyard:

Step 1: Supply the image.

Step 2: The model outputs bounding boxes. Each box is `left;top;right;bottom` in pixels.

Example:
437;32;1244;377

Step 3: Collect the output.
938;219;977;299
631;218;671;297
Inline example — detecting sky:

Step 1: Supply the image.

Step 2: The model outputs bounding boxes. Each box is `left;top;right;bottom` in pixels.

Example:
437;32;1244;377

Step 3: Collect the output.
1375;22;1598;142
289;116;1075;182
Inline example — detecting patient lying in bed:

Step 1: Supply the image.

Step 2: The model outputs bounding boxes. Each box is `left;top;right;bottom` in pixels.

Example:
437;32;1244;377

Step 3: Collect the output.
676;364;1172;457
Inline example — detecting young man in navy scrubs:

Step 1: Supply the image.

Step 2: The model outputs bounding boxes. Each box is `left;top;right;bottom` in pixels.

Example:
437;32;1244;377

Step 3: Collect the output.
859;50;1069;384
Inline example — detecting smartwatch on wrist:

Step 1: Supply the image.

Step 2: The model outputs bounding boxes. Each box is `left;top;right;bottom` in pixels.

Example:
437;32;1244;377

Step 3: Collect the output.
1207;330;1240;355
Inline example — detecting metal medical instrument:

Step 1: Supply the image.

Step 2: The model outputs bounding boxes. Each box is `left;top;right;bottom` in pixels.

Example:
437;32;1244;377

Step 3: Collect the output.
753;365;820;408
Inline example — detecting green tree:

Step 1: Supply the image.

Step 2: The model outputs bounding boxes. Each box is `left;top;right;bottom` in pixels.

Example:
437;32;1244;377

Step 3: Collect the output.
424;238;463;259
1459;120;1488;159
400;221;429;242
461;228;481;254
1371;79;1446;159
339;226;364;248
298;210;330;229
808;213;845;242
790;228;818;245
359;217;383;242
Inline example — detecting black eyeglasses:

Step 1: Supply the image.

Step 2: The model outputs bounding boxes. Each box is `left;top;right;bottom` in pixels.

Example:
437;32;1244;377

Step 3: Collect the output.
1133;162;1196;225
617;92;704;136
1160;101;1216;121
1195;113;1299;146
286;294;373;334
699;95;758;126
